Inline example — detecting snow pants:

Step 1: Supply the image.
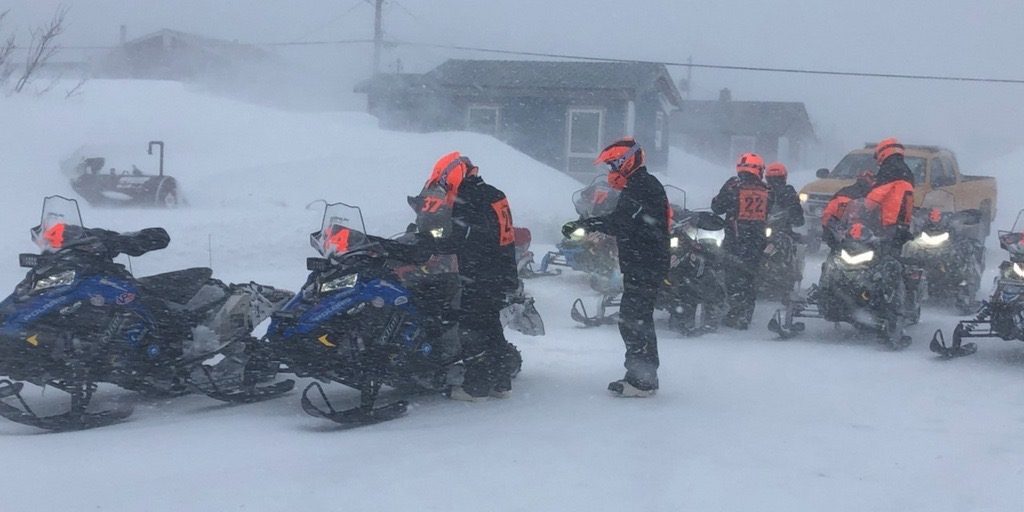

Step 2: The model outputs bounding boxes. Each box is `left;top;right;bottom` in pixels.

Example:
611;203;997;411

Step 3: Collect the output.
618;273;660;389
723;235;766;327
457;286;511;397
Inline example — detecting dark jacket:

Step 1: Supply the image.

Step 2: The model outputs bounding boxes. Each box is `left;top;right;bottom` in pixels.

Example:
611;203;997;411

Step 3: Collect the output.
584;167;670;282
766;180;805;232
712;173;773;253
432;175;519;306
875;154;915;187
867;155;915;230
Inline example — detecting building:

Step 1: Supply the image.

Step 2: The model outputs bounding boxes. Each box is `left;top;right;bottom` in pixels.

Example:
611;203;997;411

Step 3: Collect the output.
356;59;683;180
99;28;274;82
671;88;816;166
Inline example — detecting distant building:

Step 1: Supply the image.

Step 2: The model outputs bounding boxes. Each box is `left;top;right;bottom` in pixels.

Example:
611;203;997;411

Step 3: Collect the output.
356;59;683;180
670;88;816;166
99;28;274;81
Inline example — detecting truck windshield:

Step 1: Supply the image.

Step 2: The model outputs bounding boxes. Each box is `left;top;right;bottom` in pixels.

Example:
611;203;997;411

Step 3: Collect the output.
831;153;927;183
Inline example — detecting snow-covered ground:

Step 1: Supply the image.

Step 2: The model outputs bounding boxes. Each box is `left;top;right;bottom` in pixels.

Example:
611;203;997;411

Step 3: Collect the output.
1;82;1023;512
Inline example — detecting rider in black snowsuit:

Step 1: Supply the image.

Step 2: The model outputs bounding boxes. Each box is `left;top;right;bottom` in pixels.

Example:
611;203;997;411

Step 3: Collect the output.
764;162;805;235
390;152;519;400
563;138;669;397
712;153;772;329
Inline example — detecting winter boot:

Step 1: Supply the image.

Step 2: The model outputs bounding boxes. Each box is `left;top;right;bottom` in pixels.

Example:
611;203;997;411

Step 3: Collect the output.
608;378;657;398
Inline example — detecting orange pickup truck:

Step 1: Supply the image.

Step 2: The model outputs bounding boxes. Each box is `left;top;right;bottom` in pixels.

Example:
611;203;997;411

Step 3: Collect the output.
799;144;997;251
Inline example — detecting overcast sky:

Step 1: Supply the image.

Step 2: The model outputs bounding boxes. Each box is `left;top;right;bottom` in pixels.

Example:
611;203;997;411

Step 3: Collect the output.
3;0;1022;163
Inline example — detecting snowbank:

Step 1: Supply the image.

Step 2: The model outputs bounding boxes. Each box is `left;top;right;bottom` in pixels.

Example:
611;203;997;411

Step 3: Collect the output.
0;80;579;286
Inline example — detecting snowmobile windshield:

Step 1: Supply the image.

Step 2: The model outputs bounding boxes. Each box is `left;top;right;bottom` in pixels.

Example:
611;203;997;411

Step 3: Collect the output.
913;189;956;233
31;196;86;253
572;175;620;219
408;183;451;239
831;153;927;182
310;202;372;258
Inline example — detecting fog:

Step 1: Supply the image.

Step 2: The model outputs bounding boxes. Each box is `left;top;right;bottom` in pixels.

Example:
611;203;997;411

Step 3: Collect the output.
4;0;1022;162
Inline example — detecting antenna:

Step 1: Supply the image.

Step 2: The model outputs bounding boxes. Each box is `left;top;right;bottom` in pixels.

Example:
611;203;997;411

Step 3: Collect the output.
127;256;134;275
208;234;213;269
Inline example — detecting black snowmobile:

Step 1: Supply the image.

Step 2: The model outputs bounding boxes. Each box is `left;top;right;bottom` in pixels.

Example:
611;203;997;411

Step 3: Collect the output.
570;188;729;336
902;190;986;314
768;199;919;349
930;209;1024;358
758;209;805;302
537;175;621;291
0;196;293;431
224;201;528;428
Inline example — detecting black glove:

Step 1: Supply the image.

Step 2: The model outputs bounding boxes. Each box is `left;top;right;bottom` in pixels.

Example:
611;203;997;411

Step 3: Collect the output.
562;221;582;239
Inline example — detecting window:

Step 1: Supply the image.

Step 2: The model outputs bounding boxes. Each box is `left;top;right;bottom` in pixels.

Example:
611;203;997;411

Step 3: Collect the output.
566;108;604;174
467;105;500;135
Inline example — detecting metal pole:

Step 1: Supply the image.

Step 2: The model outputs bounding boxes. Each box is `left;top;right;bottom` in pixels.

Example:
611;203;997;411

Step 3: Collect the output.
373;0;384;75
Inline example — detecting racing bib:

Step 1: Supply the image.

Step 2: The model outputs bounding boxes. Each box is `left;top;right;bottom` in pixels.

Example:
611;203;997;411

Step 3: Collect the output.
491;197;515;246
738;188;768;221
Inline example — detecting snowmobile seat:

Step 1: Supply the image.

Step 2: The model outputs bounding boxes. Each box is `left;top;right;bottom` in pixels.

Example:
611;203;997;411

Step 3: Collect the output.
138;267;214;305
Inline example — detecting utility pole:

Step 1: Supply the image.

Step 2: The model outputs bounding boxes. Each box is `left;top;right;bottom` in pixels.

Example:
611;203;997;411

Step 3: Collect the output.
373;0;384;75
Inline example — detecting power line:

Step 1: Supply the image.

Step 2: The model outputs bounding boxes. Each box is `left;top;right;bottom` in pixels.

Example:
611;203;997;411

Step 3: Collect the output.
17;36;1024;85
384;39;1024;85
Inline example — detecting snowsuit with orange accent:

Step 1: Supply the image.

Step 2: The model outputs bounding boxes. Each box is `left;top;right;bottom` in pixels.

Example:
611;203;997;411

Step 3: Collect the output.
712;173;772;328
577;167;669;390
865;154;915;256
820;180;873;250
392;174;519;397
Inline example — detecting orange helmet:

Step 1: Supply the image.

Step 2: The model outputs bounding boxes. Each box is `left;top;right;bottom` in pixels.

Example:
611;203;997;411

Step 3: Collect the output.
874;137;905;165
427;151;477;202
765;162;787;180
595;138;644;189
736;152;765;179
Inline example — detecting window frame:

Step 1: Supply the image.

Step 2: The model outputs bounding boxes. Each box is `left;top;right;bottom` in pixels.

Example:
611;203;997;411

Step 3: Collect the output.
566;107;605;160
466;104;502;136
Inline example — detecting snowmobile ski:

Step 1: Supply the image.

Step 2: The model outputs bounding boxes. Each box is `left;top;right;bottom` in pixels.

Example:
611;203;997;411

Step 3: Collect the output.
767;308;806;339
300;381;407;428
930;327;978;358
570;297;619;327
190;365;296;404
0;380;132;432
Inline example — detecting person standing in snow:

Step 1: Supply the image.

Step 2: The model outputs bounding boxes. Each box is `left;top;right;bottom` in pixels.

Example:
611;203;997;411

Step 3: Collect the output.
561;138;669;397
712;153;772;329
404;151;521;401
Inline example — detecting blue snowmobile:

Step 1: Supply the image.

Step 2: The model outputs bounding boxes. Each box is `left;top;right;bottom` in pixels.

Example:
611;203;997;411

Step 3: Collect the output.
231;201;528;427
0;196;293;431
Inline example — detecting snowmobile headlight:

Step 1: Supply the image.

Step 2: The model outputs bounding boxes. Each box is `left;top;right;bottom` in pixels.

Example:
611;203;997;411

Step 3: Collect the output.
916;231;949;247
1013;262;1024;279
429;227;444;238
799;193;809;204
319;273;358;294
670;237;679;249
765;227;773;238
840;249;874;266
570;227;587;241
31;270;76;293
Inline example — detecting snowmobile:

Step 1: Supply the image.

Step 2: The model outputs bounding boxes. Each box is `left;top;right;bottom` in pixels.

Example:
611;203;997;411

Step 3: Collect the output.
0;196;293;431
537;175;621;291
768;200;919;349
62;141;181;207
235;202;526;428
930;209;1024;358
570;189;729;336
758;209;805;302
902;190;986;314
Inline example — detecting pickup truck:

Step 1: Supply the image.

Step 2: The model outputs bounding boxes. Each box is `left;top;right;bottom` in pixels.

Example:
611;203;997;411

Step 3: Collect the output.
799;144;997;251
